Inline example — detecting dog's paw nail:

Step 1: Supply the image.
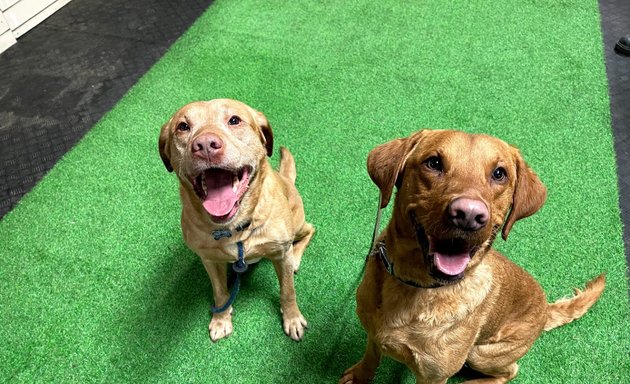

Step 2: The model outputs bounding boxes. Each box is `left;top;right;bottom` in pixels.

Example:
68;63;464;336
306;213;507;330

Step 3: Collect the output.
209;318;233;342
283;315;307;341
338;373;356;384
339;364;373;384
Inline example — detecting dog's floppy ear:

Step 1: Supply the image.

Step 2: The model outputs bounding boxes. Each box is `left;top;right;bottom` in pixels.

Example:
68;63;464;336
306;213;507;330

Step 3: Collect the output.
249;108;273;157
501;151;547;240
159;120;174;173
367;131;423;209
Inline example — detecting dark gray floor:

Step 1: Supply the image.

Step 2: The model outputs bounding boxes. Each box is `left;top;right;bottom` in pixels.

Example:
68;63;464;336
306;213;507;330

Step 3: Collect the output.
599;0;630;268
0;0;213;216
0;0;629;271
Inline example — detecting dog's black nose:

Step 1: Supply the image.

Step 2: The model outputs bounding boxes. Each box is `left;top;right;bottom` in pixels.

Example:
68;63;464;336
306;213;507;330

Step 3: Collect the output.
192;133;224;160
447;198;489;231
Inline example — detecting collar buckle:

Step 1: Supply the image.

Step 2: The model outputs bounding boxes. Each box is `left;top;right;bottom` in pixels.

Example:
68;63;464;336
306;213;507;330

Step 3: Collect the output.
375;241;393;275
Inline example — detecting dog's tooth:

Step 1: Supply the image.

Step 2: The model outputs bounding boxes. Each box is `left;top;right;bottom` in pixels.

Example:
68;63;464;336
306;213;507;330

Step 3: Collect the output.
201;174;207;194
232;174;239;192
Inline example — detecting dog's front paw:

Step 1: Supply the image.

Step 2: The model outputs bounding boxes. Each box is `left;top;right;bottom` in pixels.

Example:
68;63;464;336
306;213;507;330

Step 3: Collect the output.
209;314;233;342
339;364;374;384
282;312;308;341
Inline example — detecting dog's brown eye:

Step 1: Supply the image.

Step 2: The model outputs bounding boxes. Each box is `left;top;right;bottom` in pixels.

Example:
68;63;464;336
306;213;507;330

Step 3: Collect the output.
228;116;241;126
176;122;190;132
424;156;443;172
492;167;507;182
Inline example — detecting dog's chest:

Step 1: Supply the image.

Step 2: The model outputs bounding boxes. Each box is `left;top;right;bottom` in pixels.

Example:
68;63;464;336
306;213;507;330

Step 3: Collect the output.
359;267;493;367
214;237;289;262
183;223;291;263
370;294;482;372
374;293;473;338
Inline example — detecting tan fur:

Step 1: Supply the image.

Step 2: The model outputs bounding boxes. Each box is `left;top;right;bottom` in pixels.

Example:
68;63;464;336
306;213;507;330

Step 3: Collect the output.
341;129;605;384
544;274;605;331
159;99;314;342
279;147;297;184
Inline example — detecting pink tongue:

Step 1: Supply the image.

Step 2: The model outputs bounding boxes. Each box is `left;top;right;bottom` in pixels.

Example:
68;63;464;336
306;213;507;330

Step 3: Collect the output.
202;169;237;217
434;252;471;276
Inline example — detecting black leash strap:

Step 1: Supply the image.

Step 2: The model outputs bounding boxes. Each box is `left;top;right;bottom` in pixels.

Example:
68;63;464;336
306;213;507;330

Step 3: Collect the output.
211;241;247;314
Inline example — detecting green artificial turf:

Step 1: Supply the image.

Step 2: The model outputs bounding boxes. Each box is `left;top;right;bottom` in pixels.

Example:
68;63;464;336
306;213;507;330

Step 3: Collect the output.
1;0;629;382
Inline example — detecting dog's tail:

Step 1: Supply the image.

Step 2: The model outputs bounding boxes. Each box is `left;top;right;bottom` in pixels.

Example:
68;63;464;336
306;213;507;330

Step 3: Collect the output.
279;146;297;185
544;273;606;331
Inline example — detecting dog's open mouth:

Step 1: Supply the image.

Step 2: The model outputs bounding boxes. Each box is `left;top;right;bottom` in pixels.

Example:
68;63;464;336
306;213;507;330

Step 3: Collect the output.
428;236;477;281
191;166;251;222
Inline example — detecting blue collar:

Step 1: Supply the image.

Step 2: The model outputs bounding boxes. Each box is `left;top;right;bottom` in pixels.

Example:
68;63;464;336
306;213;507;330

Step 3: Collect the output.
212;220;251;240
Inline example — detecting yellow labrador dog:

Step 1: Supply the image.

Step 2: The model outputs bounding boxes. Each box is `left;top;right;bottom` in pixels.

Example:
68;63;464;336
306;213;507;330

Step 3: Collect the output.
341;129;605;383
159;99;314;342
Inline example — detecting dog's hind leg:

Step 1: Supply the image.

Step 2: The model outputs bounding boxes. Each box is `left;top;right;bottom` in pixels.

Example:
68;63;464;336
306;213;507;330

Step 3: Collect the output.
291;222;315;273
460;363;518;384
464;339;527;383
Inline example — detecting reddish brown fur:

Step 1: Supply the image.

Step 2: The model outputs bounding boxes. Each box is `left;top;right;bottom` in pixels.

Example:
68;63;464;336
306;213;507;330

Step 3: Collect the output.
159;99;314;342
341;129;605;384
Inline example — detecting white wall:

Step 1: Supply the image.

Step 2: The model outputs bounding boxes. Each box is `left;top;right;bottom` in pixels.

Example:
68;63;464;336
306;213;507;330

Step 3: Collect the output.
0;0;72;54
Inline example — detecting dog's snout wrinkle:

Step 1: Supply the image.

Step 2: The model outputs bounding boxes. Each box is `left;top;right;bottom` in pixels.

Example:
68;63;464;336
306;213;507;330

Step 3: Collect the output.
192;133;224;161
447;197;489;231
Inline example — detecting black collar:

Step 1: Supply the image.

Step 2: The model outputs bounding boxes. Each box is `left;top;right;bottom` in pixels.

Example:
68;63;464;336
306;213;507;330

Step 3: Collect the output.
372;240;444;289
212;220;252;240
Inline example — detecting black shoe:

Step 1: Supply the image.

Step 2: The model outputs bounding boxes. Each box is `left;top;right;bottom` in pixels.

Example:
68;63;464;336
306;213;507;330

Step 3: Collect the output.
615;35;630;56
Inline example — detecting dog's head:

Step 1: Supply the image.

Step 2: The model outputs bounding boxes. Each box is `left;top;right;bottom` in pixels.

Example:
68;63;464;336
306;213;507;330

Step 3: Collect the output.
159;99;273;223
367;129;546;284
